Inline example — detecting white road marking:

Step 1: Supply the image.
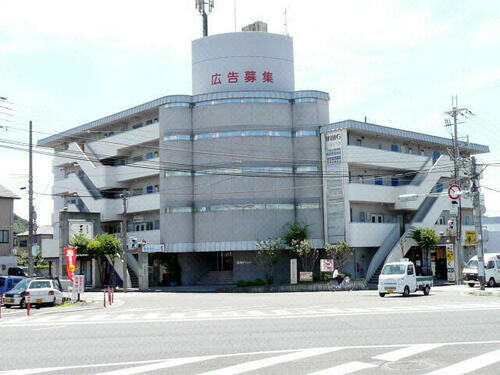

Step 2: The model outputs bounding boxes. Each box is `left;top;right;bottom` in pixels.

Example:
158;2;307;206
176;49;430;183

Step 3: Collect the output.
271;309;293;315
86;314;110;321
114;314;135;320
170;312;184;318
57;314;84;322
26;315;59;323
142;312;159;319
245;310;265;316
196;312;212;318
372;344;444;362
199;348;342;375
309;361;377;375
424;348;500;375
2;341;500;375
320;308;343;313
95;355;219;375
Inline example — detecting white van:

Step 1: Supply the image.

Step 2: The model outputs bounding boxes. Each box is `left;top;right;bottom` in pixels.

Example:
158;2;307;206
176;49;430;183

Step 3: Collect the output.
463;253;500;288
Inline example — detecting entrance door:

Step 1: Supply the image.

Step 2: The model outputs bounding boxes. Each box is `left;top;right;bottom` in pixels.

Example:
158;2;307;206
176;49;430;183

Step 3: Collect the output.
216;252;233;271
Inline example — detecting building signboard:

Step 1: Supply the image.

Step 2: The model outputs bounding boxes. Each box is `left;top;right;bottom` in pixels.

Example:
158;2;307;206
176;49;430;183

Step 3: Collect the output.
320;259;334;272
446;244;455;282
299;272;313;282
290;259;297;284
465;230;477;245
69;221;93;241
73;275;85;294
143;244;165;253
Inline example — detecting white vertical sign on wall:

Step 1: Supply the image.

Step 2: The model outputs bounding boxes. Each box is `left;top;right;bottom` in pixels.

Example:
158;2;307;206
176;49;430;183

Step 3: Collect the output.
290;259;297;284
446;244;455;282
325;129;347;244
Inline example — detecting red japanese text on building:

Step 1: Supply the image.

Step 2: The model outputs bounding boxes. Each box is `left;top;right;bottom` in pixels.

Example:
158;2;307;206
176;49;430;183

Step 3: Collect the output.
210;71;274;85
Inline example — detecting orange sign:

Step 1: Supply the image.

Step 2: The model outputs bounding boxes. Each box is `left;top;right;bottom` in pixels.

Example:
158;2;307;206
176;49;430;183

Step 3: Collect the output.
64;247;77;282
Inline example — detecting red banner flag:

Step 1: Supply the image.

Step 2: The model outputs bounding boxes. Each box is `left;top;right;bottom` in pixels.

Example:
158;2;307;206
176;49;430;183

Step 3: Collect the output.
64;247;77;282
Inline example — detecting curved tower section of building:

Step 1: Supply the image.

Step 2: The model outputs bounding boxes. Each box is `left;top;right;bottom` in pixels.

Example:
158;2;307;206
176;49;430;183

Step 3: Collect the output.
161;31;329;284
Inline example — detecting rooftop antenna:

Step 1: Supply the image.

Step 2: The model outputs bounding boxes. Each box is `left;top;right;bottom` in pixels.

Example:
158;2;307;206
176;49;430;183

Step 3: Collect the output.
283;8;289;35
195;0;215;37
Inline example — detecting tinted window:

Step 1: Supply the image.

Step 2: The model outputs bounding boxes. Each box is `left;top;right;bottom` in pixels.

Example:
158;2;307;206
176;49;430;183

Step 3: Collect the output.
407;265;414;275
30;281;51;289
0;278;4;287
486;261;495;269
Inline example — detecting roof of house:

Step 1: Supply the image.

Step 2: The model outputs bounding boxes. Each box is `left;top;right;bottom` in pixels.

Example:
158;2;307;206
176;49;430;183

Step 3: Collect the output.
320;119;489;154
16;225;54;237
0;184;20;199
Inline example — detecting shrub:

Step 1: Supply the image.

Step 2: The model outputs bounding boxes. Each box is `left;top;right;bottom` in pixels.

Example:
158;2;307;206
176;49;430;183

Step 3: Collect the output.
237;279;266;287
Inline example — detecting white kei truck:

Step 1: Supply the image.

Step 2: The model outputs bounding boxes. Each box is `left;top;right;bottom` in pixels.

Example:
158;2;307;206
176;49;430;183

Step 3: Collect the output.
378;260;433;297
463;253;500;288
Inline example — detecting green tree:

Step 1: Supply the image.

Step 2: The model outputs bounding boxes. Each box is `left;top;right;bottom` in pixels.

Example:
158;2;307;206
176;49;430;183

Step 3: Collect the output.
291;239;319;274
411;227;440;275
87;234;121;285
325;240;354;273
283;221;310;247
255;238;284;285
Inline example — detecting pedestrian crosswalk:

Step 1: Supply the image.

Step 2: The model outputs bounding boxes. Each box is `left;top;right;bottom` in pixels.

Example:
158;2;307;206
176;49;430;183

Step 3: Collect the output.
1;341;499;374
1;301;499;327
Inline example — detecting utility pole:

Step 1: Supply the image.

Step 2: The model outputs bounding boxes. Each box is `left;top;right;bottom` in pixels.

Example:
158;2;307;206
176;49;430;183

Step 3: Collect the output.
27;120;34;277
120;190;129;292
471;157;486;291
445;96;470;284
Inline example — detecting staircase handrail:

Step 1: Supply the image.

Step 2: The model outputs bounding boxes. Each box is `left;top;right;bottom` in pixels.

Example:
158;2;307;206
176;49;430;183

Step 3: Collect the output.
364;224;400;283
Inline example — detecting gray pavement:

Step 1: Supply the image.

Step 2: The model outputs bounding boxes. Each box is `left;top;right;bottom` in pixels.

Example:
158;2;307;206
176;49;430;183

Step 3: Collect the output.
0;285;499;374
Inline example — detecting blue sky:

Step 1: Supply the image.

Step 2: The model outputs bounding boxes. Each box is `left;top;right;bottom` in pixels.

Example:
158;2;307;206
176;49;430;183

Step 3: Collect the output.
1;0;499;224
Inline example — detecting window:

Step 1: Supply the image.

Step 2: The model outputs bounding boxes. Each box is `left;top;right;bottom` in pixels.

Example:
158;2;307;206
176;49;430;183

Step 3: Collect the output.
437;216;446;225
407;264;414;275
435;183;444;193
378;144;383;150
145;152;154;160
146;222;154;231
359;212;366;223
0;230;9;243
294;98;317;103
391;178;399;186
371;214;384;223
145;119;153;125
154;220;160;230
408;147;413;154
132;123;143;129
132;188;143;196
391;144;399;152
164;102;190;108
154;185;159;192
374;176;383;185
496;261;500;269
19;240;27;247
420;150;425;156
104;131;115;137
146;185;154;194
486;261;495;269
29;281;51;289
294;130;317;137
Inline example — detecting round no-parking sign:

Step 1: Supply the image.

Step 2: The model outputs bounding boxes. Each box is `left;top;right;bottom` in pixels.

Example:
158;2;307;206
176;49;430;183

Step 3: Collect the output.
448;184;462;200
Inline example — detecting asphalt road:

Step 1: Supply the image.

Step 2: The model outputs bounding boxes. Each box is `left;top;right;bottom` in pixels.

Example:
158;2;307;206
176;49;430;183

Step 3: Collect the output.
0;286;499;374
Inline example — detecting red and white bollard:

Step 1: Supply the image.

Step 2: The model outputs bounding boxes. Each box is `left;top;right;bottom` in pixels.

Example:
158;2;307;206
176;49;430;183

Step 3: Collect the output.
26;292;31;316
108;287;112;305
0;295;3;319
103;289;107;308
111;287;114;304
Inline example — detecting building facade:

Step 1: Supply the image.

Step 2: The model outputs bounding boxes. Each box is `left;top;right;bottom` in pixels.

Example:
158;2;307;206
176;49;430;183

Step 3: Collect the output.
39;29;489;286
0;184;19;257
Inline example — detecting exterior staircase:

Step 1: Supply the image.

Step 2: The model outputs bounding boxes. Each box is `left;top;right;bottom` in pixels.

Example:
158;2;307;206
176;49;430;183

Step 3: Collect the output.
364;155;454;287
196;271;234;285
127;264;139;288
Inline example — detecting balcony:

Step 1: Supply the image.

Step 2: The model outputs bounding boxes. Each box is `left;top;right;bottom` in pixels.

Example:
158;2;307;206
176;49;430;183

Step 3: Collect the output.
127;193;160;214
346;183;398;204
88;122;159;158
344;145;428;171
116;158;160;182
346;223;398;247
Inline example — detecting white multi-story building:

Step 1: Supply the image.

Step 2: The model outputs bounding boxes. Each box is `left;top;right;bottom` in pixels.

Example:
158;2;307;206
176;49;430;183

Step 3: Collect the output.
39;26;489;287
